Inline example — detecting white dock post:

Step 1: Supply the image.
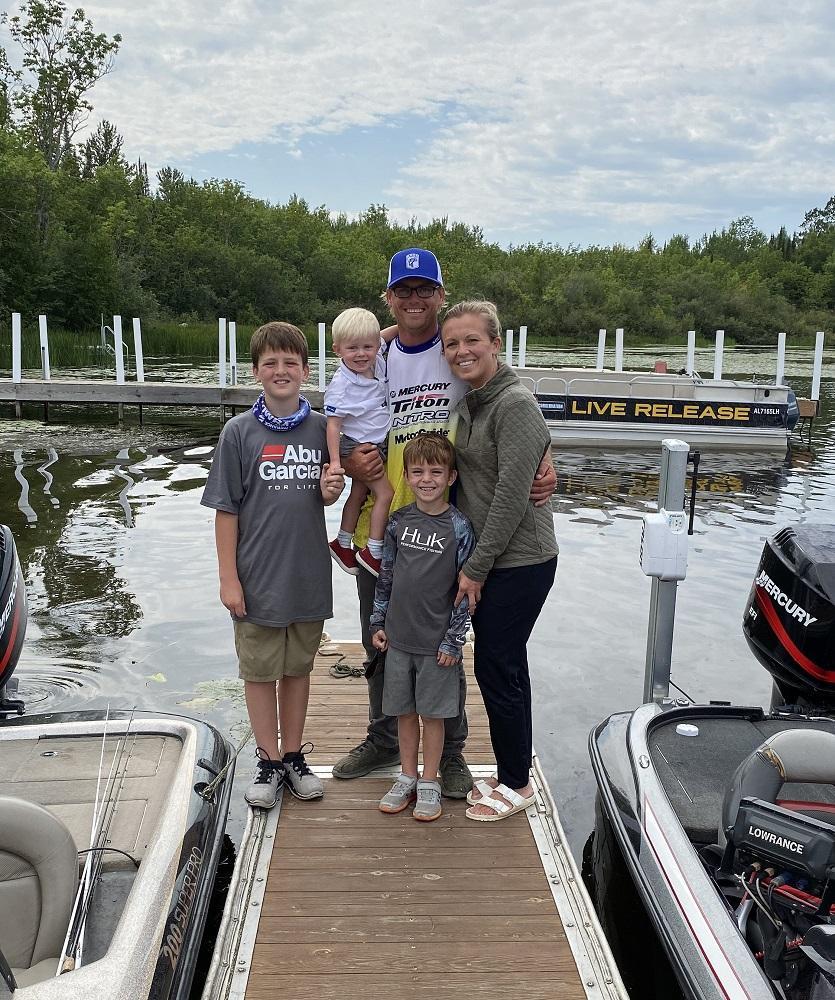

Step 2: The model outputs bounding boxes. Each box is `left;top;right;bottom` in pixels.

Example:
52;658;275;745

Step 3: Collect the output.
686;331;696;373
518;326;527;368
713;329;724;380
38;315;51;381
228;321;238;385
811;332;825;401
11;313;22;418
12;313;22;383
218;318;227;387
318;322;327;393
775;331;786;385
596;329;606;370
505;329;514;367
132;319;145;381
614;328;624;372
112;315;125;384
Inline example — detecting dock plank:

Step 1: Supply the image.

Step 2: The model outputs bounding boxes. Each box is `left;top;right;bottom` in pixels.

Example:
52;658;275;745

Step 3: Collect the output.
243;641;587;1000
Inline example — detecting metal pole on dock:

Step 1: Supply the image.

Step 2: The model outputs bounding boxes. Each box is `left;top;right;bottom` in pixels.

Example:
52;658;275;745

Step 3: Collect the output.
643;439;689;704
713;330;724;380
686;331;695;373
811;332;825;402
518;326;527;368
218;319;227;387
133;318;145;425
596;329;606;370
228;322;238;385
38;315;50;421
113;315;125;422
614;328;624;372
775;331;786;386
505;329;514;367
318;323;327;393
11;313;22;418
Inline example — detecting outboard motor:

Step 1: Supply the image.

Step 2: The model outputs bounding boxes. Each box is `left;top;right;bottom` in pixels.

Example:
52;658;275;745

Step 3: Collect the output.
743;526;835;710
0;524;26;716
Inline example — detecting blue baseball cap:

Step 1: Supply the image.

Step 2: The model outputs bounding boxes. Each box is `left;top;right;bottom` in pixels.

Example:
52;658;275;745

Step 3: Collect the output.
387;248;444;288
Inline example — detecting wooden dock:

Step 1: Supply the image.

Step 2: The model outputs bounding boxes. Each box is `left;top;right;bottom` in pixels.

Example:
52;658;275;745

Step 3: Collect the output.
202;640;626;1000
0;378;323;410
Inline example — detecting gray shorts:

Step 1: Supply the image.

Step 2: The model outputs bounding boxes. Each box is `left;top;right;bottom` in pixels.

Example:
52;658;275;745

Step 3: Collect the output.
382;646;460;719
339;434;388;460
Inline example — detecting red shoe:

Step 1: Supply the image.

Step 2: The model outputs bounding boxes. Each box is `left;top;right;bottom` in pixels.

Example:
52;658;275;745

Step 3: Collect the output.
329;539;359;575
355;546;382;577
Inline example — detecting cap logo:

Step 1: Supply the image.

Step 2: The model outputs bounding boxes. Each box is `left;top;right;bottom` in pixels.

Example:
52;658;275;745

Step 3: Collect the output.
406;253;420;270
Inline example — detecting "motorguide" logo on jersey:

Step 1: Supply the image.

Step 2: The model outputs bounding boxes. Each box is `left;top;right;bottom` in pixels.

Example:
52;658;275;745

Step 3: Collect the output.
756;571;818;627
258;443;322;481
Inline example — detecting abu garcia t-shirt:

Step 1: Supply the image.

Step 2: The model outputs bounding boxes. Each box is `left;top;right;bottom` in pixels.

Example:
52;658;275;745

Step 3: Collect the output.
200;409;333;627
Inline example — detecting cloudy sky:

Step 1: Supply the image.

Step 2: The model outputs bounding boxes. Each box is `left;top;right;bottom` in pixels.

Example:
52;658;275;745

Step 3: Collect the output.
5;0;835;248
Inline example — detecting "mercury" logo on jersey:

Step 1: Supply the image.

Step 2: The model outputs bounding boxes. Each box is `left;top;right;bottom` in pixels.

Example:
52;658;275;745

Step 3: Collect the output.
259;444;322;481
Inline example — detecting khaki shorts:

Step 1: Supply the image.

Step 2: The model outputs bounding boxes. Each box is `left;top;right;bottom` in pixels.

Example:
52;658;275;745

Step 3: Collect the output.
234;619;324;682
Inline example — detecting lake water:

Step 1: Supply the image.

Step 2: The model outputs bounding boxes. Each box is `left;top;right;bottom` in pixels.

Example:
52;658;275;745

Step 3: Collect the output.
2;344;833;856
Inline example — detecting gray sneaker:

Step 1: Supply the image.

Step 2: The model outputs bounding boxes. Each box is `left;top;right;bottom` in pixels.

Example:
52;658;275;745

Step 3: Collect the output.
283;744;324;800
413;778;442;822
332;739;400;779
244;748;284;809
439;753;473;799
379;774;418;814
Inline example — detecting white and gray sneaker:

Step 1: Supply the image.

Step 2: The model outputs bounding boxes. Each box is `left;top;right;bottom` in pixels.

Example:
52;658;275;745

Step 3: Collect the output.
282;744;324;800
244;748;285;809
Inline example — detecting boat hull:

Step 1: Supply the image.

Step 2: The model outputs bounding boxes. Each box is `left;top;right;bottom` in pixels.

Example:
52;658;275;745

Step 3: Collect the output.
0;710;234;1000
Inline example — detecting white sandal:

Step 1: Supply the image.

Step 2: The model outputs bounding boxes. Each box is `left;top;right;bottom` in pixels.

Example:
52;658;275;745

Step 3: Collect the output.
465;783;535;822
466;778;497;805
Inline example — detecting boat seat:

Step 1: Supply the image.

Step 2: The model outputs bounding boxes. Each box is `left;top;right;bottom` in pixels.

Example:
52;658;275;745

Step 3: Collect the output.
0;796;78;986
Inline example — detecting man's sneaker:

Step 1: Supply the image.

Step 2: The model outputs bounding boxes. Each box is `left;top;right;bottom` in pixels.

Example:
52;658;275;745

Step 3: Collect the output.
413;778;443;822
282;743;324;800
329;539;359;575
379;774;418;814
332;739;400;779
355;546;382;577
244;748;284;809
439;753;473;799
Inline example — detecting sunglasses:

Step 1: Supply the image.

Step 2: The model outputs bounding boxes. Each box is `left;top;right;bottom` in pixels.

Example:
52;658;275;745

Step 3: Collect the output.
391;284;439;299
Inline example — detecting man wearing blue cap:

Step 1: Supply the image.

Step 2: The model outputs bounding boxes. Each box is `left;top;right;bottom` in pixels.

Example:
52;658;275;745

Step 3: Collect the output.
332;247;555;797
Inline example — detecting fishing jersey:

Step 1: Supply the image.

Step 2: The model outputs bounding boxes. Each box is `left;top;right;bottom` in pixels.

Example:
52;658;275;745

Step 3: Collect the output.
354;330;468;547
201;410;333;627
369;503;475;657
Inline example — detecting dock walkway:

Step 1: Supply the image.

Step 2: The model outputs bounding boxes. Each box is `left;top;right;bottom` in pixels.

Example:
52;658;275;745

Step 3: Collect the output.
203;641;625;1000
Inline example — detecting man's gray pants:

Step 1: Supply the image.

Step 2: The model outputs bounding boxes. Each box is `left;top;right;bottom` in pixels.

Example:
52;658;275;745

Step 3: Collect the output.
357;565;468;755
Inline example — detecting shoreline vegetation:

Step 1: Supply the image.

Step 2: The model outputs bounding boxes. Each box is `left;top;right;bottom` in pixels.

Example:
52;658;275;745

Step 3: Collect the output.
1;3;834;352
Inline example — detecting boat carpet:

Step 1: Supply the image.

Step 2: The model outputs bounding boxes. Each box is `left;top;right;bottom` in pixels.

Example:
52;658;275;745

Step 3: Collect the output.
649;715;835;844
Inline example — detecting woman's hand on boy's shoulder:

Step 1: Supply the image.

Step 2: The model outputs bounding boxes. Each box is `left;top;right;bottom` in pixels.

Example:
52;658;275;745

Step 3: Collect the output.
320;462;346;504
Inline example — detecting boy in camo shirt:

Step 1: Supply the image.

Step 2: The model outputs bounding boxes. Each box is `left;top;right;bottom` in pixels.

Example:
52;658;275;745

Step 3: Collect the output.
369;434;475;822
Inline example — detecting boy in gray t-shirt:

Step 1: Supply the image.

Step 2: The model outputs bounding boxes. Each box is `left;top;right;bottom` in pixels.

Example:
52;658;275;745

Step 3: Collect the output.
370;434;475;822
201;322;344;810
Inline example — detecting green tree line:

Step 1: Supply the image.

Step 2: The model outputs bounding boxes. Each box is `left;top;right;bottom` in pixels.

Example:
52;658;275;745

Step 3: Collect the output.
2;2;834;343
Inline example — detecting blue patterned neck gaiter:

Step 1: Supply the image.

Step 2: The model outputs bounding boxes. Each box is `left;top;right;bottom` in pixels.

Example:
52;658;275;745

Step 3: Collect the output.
252;392;311;432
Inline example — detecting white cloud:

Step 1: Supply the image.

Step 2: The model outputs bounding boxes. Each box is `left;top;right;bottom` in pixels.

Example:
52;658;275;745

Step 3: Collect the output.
3;0;833;243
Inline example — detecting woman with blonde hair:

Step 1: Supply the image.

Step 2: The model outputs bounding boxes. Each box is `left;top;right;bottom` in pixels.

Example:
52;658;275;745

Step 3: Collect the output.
441;300;558;821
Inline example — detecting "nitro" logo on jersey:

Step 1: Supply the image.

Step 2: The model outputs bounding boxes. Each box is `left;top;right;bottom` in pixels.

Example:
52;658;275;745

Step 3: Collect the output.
259;444;322;481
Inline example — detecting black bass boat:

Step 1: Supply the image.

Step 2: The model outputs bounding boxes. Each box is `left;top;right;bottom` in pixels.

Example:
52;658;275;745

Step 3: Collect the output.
0;523;235;1000
588;523;835;1000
